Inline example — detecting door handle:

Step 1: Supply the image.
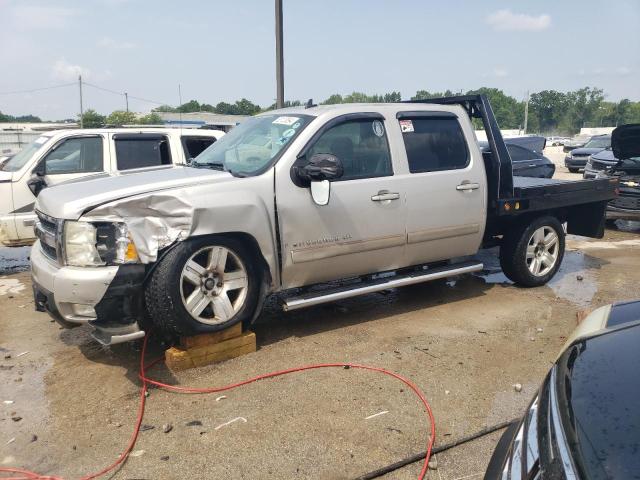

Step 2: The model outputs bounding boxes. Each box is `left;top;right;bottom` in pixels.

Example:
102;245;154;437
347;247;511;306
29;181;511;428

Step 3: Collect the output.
456;182;480;191
371;191;400;202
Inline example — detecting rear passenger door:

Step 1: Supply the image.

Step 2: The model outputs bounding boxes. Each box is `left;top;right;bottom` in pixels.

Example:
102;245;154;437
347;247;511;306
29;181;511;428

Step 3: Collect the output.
111;134;173;172
397;112;486;266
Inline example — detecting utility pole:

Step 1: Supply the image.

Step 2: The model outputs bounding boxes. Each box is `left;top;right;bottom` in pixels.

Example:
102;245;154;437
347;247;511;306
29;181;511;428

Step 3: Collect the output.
523;90;529;134
125;92;129;112
275;0;284;108
79;74;84;128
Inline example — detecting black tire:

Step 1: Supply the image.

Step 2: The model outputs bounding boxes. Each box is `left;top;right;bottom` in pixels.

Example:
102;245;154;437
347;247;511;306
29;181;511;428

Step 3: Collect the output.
499;216;565;287
145;236;261;340
568;167;579;173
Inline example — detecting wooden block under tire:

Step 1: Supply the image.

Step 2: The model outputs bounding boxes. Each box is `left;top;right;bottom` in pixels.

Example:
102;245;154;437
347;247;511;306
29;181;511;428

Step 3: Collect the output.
165;330;256;371
179;323;242;349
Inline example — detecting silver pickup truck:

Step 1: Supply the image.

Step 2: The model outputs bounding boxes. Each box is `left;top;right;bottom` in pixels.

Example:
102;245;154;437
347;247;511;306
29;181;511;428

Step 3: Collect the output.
30;95;617;345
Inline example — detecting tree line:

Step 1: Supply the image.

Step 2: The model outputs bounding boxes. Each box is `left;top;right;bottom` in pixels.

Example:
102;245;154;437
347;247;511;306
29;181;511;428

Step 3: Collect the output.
3;86;640;134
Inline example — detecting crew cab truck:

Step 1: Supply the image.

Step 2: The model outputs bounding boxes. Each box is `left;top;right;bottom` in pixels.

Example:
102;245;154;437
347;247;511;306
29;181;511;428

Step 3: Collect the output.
30;95;617;345
0;128;224;247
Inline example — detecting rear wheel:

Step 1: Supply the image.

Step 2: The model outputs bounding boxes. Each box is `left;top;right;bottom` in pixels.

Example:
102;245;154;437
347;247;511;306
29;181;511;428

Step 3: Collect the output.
500;216;565;287
145;236;261;340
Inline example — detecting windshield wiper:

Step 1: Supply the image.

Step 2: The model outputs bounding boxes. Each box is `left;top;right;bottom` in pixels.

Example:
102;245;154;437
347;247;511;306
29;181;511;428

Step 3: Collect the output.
190;162;226;171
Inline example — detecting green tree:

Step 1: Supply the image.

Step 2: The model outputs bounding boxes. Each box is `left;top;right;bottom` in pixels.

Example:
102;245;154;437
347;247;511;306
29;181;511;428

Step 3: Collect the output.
214;101;235;114
564;87;605;131
176;100;201;113
138;112;164;125
80;109;106;128
233;98;261;115
321;94;344;105
106;110;137;125
466;87;524;129
529;90;569;134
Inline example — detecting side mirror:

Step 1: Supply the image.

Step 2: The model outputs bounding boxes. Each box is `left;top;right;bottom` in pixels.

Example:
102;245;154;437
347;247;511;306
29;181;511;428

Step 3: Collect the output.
32;161;46;177
295;153;344;183
27;176;47;196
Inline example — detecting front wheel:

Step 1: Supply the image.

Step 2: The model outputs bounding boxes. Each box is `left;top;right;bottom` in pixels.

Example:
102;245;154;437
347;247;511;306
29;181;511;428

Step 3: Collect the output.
568;167;579;173
145;236;261;340
499;216;565;287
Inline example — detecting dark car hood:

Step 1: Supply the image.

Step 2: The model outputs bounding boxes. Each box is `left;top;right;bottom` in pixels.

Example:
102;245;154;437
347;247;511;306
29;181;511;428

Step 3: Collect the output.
570;146;606;156
556;322;640;479
612;124;640;160
590;149;617;162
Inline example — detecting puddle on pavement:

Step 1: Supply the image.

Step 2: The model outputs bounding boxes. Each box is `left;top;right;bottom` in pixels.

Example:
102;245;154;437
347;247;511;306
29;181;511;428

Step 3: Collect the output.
0;247;31;275
474;247;603;307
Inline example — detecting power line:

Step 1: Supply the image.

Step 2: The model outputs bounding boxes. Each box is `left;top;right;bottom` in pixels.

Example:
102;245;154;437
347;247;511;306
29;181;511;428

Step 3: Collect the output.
84;82;173;106
0;82;76;95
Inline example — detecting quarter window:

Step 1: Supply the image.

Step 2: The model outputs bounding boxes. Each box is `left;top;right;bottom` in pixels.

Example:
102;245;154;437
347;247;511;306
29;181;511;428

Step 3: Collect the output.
507;144;539;162
306;119;392;180
400;117;469;173
115;136;171;170
43;137;103;174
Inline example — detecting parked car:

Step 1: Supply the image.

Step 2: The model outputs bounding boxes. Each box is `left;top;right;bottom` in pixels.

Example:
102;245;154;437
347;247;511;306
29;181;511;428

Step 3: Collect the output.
30;95;616;345
0;128;224;247
564;134;610;173
480;141;555;178
545;136;569;147
603;124;640;222
583;148;617;179
563;135;591;153
484;300;640;480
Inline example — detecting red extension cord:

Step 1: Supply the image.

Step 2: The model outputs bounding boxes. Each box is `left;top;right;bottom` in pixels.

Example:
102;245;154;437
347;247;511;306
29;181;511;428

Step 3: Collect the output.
1;334;436;480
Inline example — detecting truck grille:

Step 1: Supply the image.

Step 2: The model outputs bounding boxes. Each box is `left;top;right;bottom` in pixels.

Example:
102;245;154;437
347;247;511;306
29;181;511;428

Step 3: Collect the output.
35;211;60;262
610;193;640;211
589;159;615;172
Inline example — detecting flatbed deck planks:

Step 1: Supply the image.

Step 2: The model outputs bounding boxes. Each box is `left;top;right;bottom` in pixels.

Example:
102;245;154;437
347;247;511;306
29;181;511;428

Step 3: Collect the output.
165;323;256;371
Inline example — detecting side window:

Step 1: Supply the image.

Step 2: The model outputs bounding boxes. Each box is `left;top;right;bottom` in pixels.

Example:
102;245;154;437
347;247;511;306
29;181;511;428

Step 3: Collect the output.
399;117;469;173
43;137;103;174
182;136;216;160
507;144;538;162
115;136;171;170
306;119;392;180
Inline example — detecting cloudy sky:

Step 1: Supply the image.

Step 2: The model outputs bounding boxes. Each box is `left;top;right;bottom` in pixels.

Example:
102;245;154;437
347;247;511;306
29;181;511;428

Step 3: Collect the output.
1;0;639;119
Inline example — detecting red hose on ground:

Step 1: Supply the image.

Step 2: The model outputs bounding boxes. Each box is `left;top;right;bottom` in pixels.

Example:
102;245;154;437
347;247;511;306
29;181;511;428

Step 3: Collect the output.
1;334;436;480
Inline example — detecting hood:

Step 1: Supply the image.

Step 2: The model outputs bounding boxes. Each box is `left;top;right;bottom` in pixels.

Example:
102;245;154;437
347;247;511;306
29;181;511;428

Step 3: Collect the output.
590;149;617;162
612;123;640;160
569;146;605;156
35;166;233;220
556;322;640;479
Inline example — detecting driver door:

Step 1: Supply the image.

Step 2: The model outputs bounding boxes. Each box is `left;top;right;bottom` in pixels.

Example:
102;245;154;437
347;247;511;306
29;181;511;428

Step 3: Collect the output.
275;114;407;288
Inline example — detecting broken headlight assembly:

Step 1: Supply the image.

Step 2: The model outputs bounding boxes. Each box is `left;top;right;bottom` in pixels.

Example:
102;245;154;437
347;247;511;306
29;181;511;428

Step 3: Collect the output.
64;221;139;267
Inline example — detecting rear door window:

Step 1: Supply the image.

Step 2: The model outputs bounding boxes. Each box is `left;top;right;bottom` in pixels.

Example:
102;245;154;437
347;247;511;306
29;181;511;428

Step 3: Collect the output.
43;136;103;174
399;116;469;173
114;135;171;170
182;136;217;161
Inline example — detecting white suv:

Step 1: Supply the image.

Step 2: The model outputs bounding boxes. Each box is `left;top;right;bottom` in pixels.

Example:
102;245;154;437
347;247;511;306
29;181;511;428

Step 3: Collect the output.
0;128;224;246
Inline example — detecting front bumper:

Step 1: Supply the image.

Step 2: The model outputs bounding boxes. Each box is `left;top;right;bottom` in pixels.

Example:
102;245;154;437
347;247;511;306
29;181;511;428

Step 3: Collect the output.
564;157;588;169
31;241;146;344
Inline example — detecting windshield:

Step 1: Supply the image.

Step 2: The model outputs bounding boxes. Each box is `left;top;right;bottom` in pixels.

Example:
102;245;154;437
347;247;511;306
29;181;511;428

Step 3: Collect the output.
0;136;50;172
193;114;312;175
584;137;610;149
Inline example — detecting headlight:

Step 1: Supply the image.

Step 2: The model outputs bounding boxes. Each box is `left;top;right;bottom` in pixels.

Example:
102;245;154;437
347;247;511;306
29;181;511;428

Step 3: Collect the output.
64;221;139;266
501;396;540;479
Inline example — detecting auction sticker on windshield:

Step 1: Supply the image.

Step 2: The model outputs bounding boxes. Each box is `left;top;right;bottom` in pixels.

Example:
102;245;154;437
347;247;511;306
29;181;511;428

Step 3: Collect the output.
273;116;300;126
399;120;414;133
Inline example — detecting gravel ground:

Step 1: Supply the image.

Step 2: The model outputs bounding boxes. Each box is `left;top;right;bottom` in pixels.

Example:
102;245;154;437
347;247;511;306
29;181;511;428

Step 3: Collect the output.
1;149;638;479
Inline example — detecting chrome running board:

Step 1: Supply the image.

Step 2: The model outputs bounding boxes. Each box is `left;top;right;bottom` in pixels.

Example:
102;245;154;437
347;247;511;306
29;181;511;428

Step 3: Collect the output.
282;260;483;311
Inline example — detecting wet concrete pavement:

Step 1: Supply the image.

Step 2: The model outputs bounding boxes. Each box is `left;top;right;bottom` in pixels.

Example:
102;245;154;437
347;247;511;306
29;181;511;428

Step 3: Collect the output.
1;222;639;480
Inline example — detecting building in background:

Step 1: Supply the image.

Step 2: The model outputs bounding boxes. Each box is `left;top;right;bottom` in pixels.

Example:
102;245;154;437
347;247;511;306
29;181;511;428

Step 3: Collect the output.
156;112;250;132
